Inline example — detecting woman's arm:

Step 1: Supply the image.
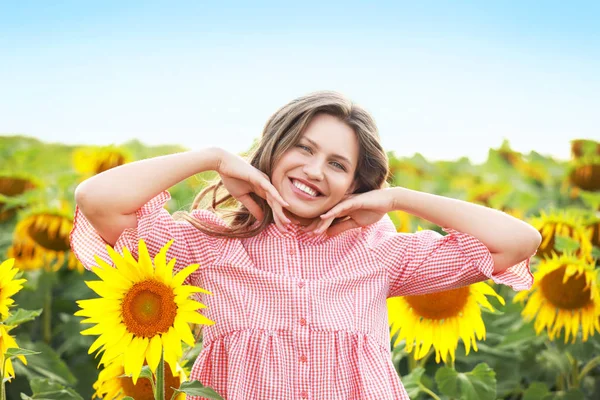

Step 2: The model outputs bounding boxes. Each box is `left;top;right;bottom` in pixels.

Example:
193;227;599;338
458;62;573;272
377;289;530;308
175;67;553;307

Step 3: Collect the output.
75;147;223;214
388;186;541;274
74;147;224;245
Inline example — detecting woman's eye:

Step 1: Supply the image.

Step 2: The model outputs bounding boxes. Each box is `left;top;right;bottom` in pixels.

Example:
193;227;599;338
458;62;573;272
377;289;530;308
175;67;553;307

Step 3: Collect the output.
297;145;345;171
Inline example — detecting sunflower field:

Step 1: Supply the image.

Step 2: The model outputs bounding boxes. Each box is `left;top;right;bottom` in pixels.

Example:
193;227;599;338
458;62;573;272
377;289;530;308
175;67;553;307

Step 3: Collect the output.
1;135;599;399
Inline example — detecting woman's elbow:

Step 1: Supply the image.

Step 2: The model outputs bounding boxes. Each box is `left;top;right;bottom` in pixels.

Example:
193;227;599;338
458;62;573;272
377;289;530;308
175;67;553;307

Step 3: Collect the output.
525;228;542;256
492;230;541;274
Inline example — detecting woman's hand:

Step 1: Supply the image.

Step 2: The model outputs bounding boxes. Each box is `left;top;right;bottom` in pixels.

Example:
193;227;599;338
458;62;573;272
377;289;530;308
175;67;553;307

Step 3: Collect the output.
216;150;295;232
303;189;394;237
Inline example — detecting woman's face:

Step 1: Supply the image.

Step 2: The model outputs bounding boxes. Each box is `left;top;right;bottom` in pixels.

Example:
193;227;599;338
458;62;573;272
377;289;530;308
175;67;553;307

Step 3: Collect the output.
271;113;359;226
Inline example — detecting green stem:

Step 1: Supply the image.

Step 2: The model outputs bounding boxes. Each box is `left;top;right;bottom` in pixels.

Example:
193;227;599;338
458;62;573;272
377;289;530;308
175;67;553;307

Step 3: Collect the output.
556;374;565;391
1;356;8;400
408;352;417;373
155;351;164;400
1;368;5;400
43;274;52;344
578;355;600;383
566;352;577;389
417;348;434;368
419;384;441;400
447;356;455;370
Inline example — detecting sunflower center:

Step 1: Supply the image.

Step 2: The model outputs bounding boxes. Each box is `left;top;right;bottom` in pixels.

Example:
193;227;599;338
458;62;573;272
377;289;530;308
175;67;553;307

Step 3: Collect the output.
121;362;181;400
405;286;470;320
97;154;126;173
27;217;71;252
540;265;592;310
0;177;36;196
121;280;177;337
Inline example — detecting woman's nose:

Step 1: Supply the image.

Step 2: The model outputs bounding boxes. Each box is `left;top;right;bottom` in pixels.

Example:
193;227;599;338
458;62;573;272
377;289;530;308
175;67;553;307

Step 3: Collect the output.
303;161;324;180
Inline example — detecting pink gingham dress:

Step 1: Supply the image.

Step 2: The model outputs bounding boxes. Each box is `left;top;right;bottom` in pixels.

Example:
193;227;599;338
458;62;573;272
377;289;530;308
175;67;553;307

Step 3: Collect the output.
70;190;534;400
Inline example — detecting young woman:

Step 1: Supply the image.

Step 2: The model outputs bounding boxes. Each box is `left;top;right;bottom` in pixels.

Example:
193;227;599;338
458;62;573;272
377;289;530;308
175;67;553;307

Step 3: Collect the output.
71;90;540;399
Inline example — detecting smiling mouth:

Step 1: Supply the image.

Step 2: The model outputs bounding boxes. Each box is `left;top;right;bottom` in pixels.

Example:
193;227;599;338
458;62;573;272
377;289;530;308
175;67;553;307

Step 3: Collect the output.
288;178;324;198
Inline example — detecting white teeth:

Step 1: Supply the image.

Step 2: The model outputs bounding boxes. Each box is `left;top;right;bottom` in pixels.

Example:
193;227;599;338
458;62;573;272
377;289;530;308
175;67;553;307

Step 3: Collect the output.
292;179;319;197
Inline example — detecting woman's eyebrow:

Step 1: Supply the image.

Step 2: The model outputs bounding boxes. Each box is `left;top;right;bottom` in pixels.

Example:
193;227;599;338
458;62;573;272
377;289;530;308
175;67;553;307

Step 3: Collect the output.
303;137;353;165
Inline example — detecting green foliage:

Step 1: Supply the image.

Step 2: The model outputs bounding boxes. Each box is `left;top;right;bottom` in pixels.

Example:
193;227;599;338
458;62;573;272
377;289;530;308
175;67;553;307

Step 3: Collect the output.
12;339;77;387
4;310;43;327
20;378;83;400
401;367;428;399
172;380;224;399
523;382;551;400
435;363;496;400
554;235;581;253
2;135;600;399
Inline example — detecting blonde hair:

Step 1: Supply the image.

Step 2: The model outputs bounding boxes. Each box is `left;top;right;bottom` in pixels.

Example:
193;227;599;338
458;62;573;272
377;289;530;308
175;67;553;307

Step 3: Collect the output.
173;90;390;239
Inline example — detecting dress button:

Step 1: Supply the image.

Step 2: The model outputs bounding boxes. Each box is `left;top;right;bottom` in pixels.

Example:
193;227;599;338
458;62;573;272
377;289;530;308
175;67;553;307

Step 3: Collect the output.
288;247;296;255
300;390;308;398
297;281;305;288
299;318;307;326
299;354;307;363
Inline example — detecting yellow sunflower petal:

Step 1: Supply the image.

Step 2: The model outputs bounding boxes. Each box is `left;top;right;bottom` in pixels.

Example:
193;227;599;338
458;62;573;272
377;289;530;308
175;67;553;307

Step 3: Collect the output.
146;334;163;373
171;264;200;288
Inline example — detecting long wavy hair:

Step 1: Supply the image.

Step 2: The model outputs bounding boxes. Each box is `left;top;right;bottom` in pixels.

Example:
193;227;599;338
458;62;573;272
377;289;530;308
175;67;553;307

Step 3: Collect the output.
172;90;390;239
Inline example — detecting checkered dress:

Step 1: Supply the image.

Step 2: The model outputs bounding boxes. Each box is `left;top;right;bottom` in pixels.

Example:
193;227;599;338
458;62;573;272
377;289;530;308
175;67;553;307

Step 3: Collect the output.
70;190;534;400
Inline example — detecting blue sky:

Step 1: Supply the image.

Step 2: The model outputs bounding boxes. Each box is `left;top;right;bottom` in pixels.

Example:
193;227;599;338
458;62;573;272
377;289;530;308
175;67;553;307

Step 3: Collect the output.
1;1;598;163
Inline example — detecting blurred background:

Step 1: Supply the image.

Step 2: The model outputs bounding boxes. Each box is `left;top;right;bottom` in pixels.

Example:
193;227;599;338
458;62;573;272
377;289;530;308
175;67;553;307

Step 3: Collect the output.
1;0;598;162
1;1;600;400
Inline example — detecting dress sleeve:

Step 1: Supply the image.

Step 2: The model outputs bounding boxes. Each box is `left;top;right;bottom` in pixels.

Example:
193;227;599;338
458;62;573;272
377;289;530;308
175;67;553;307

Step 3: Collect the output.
364;215;535;298
69;190;221;286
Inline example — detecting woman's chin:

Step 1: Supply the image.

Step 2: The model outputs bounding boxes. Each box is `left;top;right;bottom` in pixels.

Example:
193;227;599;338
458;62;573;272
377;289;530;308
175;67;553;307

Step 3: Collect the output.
284;206;322;222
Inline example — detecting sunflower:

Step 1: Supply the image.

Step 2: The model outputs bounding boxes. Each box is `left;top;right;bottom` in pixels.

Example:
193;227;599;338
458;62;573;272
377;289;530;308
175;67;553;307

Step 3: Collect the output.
0;324;27;381
8;207;83;272
389;210;414;233
504;208;525;221
0;172;39;222
0;172;39;197
571;139;600;160
75;239;214;384
569;154;600;192
495;139;523;166
528;209;593;261
513;252;600;343
6;240;45;271
92;355;188;400
513;159;550;185
73;146;130;176
588;216;600;248
387;282;505;363
0;258;27;320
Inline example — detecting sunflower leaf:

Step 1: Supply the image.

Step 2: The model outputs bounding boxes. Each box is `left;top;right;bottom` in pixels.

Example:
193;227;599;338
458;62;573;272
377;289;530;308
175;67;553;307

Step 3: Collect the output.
591;245;600;261
20;377;84;399
536;348;571;375
10;339;77;386
401;366;427;399
139;364;154;382
172;380;224;399
5;347;41;358
3;308;43;326
553;235;580;253
523;382;550;400
435;363;496;400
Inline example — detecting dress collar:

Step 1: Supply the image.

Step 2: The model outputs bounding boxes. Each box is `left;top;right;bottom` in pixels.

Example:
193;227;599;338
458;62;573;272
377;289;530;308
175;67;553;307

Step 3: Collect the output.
263;222;330;245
